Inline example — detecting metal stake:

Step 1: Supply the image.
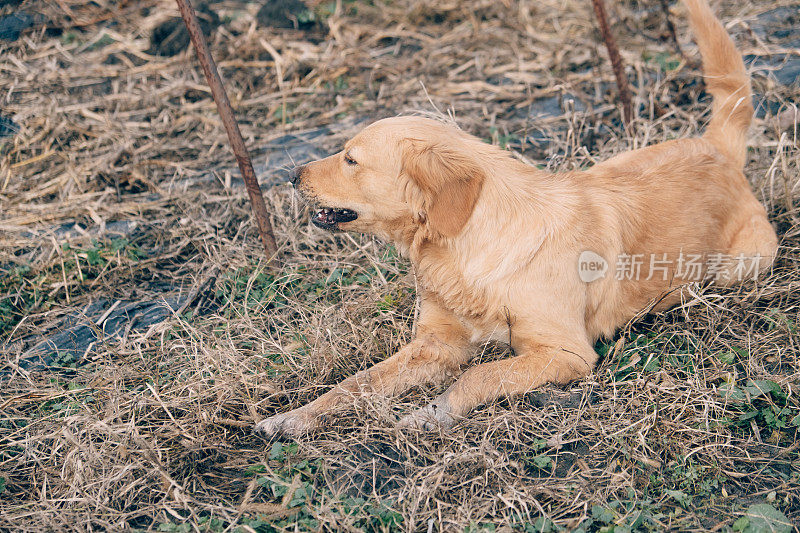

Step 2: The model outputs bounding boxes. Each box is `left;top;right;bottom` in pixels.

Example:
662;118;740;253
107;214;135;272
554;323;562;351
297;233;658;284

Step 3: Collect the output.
591;0;634;129
175;0;279;261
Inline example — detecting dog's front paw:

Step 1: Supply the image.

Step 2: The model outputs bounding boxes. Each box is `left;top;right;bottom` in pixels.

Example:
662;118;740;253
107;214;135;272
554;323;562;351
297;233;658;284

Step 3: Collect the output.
254;408;316;440
397;399;455;431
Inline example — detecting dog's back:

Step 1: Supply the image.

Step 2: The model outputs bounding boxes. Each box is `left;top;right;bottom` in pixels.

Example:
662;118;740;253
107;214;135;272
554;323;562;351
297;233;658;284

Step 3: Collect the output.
577;0;778;338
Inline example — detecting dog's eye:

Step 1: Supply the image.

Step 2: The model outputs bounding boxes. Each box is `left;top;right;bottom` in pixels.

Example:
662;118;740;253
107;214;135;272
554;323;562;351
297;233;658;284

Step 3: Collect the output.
344;153;358;166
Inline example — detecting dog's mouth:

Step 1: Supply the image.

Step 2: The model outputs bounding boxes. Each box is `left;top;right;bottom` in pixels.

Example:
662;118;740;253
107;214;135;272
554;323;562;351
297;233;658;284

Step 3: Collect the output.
311;207;358;230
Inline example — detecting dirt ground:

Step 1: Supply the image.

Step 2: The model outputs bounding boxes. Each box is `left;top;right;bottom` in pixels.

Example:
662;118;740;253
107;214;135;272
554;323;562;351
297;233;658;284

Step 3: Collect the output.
1;0;799;531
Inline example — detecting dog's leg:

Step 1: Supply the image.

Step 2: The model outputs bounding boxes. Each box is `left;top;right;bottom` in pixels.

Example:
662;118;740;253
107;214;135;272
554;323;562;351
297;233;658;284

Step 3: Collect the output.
254;295;472;439
717;211;778;285
399;338;596;430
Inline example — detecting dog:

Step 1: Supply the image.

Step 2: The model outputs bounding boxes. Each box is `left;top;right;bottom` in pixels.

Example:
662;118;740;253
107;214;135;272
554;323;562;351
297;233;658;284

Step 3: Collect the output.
254;0;778;438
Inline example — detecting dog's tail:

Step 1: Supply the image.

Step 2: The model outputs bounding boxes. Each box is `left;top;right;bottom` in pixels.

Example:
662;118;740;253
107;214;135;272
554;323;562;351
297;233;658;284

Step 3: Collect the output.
682;0;752;168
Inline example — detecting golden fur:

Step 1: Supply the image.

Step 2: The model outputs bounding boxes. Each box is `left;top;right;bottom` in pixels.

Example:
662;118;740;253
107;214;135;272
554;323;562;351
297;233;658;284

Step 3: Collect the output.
255;0;778;437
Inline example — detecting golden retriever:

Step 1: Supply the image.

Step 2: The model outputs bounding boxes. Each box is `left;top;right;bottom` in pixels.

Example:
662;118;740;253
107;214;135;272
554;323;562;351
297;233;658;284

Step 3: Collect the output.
255;0;778;438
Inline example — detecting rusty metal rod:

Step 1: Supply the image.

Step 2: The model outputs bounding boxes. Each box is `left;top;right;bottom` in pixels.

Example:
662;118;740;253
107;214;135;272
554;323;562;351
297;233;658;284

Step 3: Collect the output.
591;0;634;128
175;0;279;261
658;0;684;59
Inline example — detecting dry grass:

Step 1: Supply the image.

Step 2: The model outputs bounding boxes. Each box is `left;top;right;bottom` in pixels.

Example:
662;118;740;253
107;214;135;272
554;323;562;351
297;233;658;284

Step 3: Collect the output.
1;0;799;530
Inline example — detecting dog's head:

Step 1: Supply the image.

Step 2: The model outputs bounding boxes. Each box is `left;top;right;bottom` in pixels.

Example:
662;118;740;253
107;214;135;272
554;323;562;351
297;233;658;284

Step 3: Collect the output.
292;116;486;242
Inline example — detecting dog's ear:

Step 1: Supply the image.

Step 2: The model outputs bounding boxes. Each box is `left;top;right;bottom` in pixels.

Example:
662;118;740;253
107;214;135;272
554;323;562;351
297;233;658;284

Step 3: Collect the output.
402;140;485;238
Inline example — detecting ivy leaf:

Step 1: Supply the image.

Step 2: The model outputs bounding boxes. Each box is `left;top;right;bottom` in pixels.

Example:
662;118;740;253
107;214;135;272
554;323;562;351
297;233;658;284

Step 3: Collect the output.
719;383;746;402
666;489;692;507
591;505;614;524
742;504;792;533
269;441;283;460
745;380;780;399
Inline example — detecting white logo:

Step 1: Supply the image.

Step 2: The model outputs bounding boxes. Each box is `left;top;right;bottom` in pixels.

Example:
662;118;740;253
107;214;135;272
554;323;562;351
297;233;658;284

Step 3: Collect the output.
578;251;608;282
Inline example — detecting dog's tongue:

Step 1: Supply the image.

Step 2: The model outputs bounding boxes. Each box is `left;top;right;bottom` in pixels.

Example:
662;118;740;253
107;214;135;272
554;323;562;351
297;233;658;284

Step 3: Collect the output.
313;208;357;225
314;208;337;225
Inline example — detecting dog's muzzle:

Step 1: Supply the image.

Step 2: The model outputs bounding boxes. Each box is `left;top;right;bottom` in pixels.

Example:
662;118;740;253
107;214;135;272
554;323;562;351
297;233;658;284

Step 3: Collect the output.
288;165;304;186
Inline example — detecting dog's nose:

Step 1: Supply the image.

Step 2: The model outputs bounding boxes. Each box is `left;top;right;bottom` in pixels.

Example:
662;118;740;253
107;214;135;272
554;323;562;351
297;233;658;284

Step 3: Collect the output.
288;165;305;186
